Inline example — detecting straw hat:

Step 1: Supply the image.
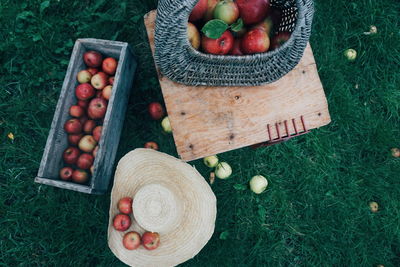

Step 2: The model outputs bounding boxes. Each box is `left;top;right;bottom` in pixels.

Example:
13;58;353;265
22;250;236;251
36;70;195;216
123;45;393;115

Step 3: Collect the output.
107;149;217;267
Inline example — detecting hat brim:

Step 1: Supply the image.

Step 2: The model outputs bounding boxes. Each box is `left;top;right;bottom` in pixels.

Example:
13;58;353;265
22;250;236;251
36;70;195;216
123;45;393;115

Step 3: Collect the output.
108;149;217;267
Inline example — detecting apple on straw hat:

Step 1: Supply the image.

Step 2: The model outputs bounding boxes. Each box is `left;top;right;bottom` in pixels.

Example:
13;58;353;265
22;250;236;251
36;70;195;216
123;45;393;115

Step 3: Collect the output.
108;149;217;267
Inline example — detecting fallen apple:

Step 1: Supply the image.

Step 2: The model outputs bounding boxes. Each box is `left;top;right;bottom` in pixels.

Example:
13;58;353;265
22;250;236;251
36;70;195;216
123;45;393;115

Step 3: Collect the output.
391;148;400;158
188;22;201;50
142;232;160;250
215;162;232;179
77;70;92;84
369;201;379;213
59;167;73;181
148;102;165;120
113;214;131;231
123;231;141;250
144;141;159;150
203;155;219;168
64;118;82;134
344;48;357;61
75;83;95;101
161;116;172;133
72;169;89;184
83;51;103;68
78;135;97;153
202;30;234;55
102;57;118;75
76;153;94;170
118;197;133;215
249;175;268;194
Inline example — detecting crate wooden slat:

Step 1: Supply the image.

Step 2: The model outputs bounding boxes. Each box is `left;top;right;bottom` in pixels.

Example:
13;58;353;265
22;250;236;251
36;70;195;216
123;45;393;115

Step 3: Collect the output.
144;10;331;161
35;38;137;194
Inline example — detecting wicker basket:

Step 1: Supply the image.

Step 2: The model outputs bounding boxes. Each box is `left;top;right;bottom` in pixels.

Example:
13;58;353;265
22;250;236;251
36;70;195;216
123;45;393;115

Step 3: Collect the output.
154;0;314;87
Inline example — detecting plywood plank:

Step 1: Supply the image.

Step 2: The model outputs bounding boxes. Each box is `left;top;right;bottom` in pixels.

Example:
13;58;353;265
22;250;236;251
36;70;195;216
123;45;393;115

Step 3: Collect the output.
145;10;331;161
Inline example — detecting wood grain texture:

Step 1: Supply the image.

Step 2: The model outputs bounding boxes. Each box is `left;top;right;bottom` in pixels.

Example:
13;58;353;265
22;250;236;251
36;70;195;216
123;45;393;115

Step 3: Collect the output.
145;10;331;162
35;38;136;194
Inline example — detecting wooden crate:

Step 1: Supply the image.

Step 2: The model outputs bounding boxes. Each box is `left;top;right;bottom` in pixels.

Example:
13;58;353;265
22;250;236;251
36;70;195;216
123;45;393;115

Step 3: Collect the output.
145;11;331;161
35;38;137;194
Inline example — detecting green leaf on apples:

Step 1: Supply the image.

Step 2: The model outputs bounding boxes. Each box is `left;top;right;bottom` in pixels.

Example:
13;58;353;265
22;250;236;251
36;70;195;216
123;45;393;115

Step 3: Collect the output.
233;184;247;191
201;19;229;39
230;18;244;32
219;230;230;240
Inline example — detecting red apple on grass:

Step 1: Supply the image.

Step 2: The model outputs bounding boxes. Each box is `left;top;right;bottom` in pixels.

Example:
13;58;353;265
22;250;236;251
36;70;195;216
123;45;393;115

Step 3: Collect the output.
69;105;85;118
188;22;201;50
83;51;103;68
59;167;73;181
202;30;234;55
142;232;160;250
148;102;165;120
87;67;99;76
63;147;80;164
75;83;95;100
77;70;92;84
76;153;94;170
113;214;131;231
241;28;270;54
230;39;243;55
236;0;270;25
108;76;115;85
118;197;133;214
102;85;112;100
64;119;82;134
88;98;108;119
72;169;89;184
189;0;208;22
78;135;97;153
144;141;159;150
102;57;118;75
213;0;239;25
93;126;102;142
91;72;109;90
270;32;291;50
123;231;141;250
204;0;219;21
68;133;83;146
83;120;96;134
77;100;89;109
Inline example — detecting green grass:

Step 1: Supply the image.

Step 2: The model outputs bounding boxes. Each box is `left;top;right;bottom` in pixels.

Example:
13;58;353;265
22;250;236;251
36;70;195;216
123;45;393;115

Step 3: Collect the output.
1;0;400;266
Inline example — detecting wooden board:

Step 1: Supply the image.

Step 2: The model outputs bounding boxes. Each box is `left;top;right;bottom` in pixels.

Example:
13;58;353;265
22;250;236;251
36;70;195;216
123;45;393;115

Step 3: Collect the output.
145;11;331;162
35;38;137;194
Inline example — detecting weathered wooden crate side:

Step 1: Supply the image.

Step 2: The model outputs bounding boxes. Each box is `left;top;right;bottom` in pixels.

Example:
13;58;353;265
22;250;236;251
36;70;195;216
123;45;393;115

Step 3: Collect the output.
35;38;136;194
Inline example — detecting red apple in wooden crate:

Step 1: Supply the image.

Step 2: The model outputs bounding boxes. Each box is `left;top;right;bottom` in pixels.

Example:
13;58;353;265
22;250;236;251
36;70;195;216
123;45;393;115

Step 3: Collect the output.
64;118;82;134
91;72;109;90
88;98;108;119
59;167;73;181
63;147;80;164
102;57;118;75
83;51;103;68
68;133;83;146
76;153;94;170
75;83;95;100
72;169;89;184
78;135;97;153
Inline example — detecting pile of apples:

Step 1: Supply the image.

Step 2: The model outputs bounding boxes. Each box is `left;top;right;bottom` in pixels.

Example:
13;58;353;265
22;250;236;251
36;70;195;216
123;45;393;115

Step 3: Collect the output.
113;197;161;250
187;0;291;55
59;50;118;184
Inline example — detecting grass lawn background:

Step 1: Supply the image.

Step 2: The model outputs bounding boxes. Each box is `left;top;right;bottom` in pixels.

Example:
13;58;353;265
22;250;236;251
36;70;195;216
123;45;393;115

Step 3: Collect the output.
1;0;399;266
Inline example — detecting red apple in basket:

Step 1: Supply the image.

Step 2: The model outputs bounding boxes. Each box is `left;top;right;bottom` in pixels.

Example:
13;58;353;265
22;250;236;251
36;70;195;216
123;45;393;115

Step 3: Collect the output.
87;67;99;76
76;153;94;170
91;72;109;90
142;232;160;250
204;0;219;21
144;141;159;150
253;17;274;36
270;32;291;50
188;22;201;50
64;118;82;134
202;30;234;55
63;147;80;164
83;120;96;134
236;0;270;25
102;85;112;100
59;167;73;181
123;231;141;250
148;102;165;120
213;0;239;25
230;39;243;55
77;100;89;109
75;83;95;100
79;135;97;153
77;70;92;84
72;169;89;184
189;0;208;22
108;76;115;85
241;28;270;54
88;98;108;119
113;214;131;231
69;105;85;118
83;51;103;68
68;133;83;146
118;197;133;214
102;57;118;75
93;126;102;142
